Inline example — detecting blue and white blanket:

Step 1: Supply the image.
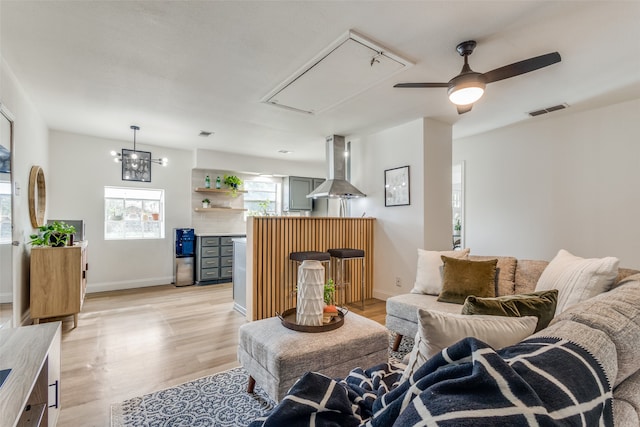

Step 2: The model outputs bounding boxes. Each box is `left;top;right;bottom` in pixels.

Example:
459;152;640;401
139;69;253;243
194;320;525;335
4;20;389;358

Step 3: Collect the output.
249;337;613;427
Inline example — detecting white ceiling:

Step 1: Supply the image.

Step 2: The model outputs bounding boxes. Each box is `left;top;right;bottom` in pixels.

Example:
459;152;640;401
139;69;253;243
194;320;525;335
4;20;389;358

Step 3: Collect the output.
1;1;639;163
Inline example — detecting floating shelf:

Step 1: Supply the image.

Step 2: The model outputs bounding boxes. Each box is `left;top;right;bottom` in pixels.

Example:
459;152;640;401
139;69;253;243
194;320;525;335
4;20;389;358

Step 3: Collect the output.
195;207;247;212
194;187;247;194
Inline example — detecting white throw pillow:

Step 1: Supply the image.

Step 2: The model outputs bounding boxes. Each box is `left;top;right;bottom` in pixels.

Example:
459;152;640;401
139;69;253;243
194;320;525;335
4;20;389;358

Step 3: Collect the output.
535;249;619;315
410;248;470;295
401;309;537;382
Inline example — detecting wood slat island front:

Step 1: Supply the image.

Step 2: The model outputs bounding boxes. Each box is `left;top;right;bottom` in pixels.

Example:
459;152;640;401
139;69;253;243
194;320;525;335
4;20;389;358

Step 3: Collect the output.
246;217;375;320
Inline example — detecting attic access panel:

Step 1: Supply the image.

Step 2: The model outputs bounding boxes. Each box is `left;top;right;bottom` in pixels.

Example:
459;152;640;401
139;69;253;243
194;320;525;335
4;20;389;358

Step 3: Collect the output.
263;31;412;114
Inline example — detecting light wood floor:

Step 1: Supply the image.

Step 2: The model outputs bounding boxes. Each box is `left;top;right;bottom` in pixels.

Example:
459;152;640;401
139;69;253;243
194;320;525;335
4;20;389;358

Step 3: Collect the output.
47;283;386;427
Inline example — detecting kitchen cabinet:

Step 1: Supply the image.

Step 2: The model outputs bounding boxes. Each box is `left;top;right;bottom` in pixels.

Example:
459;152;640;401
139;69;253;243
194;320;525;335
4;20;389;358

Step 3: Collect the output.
196;234;245;285
30;241;88;329
283;176;326;212
0;322;61;427
283;176;313;211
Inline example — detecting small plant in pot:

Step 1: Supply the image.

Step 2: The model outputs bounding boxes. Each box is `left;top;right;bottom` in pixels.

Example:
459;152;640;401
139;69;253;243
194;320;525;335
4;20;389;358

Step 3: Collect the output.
454;218;461;234
29;221;77;247
223;175;243;197
202;198;210;208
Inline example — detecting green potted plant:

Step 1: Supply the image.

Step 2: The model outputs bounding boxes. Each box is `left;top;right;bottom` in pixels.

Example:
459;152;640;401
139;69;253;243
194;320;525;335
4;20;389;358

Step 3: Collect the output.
324;279;336;305
223;175;243;197
202;198;211;208
257;200;270;216
29;221;76;247
454;218;461;234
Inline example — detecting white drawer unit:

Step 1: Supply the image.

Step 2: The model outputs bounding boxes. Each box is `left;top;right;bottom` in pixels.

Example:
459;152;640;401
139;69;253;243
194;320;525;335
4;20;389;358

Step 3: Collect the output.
195;234;245;285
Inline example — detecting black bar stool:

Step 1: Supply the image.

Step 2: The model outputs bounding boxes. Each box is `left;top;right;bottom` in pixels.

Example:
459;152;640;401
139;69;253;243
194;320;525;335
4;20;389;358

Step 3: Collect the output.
289;251;331;308
327;248;365;310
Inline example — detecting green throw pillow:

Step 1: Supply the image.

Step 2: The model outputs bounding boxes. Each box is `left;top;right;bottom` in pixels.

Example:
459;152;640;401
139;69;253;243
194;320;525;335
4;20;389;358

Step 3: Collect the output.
437;256;497;304
461;289;559;332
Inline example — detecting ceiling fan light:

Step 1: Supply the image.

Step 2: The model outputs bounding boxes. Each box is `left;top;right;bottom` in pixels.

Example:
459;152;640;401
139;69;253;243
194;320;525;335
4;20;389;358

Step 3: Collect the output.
448;85;485;105
447;72;486;105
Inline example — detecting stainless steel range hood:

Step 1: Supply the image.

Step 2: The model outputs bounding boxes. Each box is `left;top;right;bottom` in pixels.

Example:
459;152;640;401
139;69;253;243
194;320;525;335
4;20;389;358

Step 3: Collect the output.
307;135;366;199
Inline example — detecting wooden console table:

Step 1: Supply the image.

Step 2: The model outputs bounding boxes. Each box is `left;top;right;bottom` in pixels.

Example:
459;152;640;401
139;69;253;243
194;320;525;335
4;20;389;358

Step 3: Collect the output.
0;322;61;427
30;241;88;328
246;217;375;320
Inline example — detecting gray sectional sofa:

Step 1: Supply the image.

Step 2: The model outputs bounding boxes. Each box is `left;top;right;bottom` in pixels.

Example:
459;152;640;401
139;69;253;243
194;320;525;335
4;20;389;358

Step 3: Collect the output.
385;255;640;426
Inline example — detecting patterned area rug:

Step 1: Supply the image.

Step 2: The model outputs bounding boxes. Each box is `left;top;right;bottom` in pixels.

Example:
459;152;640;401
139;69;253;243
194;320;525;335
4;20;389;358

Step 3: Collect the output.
111;333;413;427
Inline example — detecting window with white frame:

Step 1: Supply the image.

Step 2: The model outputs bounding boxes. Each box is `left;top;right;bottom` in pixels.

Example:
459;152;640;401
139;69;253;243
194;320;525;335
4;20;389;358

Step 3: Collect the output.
244;179;281;217
104;186;165;240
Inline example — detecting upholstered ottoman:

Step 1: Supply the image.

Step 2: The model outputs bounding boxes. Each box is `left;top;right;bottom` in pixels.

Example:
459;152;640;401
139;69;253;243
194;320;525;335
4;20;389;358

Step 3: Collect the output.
237;312;389;402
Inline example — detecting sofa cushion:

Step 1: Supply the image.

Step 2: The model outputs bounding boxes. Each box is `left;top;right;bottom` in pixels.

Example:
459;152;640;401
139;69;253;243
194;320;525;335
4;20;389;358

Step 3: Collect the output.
386;293;463;323
613;369;640;427
410;248;470;295
552;277;640;387
469;255;517;296
514;259;549;294
461;290;558;332
535;249;619;315
437;256;497;304
401;309;537;381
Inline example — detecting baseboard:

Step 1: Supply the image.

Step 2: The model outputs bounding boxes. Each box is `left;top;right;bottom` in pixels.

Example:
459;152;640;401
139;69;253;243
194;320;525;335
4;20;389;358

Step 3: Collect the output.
20;308;31;326
0;291;11;304
233;302;247;316
87;276;174;293
372;289;394;301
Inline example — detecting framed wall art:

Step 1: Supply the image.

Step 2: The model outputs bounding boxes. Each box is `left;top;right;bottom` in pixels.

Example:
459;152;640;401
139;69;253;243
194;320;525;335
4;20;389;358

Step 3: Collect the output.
121;149;152;182
384;165;410;207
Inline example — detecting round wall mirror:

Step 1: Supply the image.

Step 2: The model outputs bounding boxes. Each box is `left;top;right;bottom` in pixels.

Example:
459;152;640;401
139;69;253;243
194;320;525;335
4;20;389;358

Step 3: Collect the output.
29;165;46;227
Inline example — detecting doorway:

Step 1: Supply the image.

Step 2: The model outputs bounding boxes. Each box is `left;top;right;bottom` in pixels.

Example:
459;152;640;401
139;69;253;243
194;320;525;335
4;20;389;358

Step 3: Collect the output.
452;162;464;250
0;104;14;328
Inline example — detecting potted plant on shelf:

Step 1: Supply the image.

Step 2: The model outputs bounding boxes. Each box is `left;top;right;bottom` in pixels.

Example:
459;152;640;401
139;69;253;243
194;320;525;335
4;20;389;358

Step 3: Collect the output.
223;175;243;197
202;199;210;208
29;221;77;247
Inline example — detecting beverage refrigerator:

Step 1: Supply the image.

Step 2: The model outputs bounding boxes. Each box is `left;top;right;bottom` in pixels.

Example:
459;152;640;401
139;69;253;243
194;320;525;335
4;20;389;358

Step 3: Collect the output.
173;228;195;286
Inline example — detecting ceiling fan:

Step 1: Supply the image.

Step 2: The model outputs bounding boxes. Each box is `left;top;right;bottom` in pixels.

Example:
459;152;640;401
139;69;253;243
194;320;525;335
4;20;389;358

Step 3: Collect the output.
394;40;561;114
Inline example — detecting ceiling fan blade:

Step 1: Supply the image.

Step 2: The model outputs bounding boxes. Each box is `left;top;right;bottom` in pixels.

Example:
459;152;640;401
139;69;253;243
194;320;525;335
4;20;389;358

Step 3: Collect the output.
394;82;449;88
457;104;473;114
483;52;561;84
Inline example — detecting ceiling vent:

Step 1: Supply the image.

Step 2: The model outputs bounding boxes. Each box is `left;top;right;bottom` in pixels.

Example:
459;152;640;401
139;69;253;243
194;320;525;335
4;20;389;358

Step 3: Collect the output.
262;30;413;114
528;103;569;117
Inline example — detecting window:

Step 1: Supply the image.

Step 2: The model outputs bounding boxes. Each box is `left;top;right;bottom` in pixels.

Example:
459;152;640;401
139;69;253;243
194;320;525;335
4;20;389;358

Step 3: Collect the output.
244;179;281;217
104;186;164;240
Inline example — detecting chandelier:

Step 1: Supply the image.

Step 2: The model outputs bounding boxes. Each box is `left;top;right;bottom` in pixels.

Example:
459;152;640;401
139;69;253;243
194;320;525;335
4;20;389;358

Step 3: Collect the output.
111;125;167;182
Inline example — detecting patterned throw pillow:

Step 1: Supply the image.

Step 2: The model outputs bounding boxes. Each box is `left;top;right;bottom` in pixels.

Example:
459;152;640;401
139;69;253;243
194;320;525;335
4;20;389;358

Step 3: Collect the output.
461;290;558;332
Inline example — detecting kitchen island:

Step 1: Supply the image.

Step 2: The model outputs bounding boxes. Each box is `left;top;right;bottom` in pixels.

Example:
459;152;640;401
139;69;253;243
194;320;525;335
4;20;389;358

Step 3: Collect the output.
245;216;375;320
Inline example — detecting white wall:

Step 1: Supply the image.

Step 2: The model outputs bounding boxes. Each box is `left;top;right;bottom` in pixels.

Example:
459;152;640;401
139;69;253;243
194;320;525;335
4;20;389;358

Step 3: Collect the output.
454;98;640;267
1;59;49;324
48;130;192;292
351;118;452;300
194;148;324;177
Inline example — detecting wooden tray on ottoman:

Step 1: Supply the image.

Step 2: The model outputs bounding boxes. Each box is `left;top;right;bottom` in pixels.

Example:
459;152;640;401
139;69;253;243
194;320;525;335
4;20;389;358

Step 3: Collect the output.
277;307;346;332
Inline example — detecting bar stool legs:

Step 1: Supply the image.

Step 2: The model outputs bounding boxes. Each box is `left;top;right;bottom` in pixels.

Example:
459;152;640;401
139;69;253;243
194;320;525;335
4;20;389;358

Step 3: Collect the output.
327;248;366;310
